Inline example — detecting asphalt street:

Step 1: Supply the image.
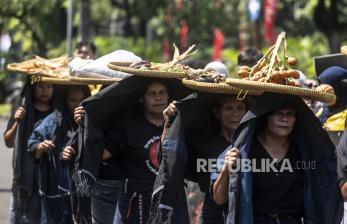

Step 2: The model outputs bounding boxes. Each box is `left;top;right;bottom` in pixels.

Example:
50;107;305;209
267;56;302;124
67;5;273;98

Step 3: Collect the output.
0;118;13;223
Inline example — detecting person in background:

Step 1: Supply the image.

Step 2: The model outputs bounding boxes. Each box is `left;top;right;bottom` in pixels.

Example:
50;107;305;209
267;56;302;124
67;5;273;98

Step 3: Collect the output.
74;41;96;59
237;47;263;67
4;82;55;223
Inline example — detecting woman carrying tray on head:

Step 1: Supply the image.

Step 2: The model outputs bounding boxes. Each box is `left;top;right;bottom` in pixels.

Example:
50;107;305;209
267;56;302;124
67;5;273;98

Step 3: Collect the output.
162;93;248;223
71;76;191;224
212;92;343;223
105;80;188;223
4;81;55;223
27;86;90;223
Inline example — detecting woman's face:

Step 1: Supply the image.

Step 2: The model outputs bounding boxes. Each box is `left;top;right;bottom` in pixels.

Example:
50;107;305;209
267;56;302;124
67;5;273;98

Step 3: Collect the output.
216;97;247;131
33;83;54;103
66;89;87;116
266;109;296;138
142;82;169;116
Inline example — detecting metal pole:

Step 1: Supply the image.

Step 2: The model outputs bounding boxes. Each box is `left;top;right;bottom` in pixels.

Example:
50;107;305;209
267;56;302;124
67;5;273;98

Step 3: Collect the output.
66;0;73;57
0;24;3;71
80;0;90;42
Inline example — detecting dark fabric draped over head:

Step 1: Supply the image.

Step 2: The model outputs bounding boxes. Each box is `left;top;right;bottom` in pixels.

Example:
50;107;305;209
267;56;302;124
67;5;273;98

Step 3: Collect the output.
13;81;34;192
13;79;63;192
75;76;192;183
227;92;343;224
149;92;249;223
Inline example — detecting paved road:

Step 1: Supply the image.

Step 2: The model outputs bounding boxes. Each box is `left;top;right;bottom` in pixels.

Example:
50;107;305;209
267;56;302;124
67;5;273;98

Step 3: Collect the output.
0;118;13;223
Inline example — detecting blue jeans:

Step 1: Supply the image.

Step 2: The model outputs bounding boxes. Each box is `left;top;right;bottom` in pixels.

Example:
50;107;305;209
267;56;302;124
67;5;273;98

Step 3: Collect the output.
91;179;122;224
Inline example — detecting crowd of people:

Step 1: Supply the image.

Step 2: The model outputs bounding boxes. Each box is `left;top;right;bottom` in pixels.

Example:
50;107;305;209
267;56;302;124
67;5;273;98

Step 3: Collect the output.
3;41;347;224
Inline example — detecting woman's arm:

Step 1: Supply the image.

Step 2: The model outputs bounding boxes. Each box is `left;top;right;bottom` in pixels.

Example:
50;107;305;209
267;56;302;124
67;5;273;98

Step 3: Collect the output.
213;166;230;205
213;148;240;205
341;182;347;200
4;121;18;148
4;107;26;148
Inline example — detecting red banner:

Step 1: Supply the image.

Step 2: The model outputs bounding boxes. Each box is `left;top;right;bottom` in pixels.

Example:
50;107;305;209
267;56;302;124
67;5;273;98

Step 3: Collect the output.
213;28;224;60
263;0;278;45
162;37;170;62
180;21;189;51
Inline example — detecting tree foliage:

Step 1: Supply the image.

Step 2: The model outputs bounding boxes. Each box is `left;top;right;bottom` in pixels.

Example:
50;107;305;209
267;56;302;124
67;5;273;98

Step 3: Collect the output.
0;0;345;83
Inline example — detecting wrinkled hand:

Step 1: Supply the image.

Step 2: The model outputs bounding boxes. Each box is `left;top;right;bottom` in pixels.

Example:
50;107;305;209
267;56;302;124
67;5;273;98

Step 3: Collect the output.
223;148;240;172
163;101;177;124
14;107;26;121
74;106;85;124
62;146;75;161
37;140;55;153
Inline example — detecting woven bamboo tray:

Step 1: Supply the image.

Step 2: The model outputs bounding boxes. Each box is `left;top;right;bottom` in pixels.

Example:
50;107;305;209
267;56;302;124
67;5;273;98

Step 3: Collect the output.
31;76;121;85
69;76;121;85
31;76;81;85
108;63;186;79
226;78;336;103
182;79;262;96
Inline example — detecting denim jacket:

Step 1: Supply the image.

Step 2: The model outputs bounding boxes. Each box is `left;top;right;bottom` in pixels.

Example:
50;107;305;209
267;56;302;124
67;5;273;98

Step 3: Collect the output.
27;110;72;222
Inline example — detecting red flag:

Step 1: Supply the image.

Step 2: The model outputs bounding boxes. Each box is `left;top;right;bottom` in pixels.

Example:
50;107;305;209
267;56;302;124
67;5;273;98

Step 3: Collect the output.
263;0;278;45
162;37;170;62
213;28;224;60
180;21;189;51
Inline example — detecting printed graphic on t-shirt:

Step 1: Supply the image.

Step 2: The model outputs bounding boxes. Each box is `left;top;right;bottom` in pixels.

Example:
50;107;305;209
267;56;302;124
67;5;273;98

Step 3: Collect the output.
144;136;160;175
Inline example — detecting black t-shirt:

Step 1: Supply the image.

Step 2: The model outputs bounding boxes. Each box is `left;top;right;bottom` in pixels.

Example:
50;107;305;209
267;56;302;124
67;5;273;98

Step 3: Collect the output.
33;108;53;127
103;115;163;182
199;134;230;223
249;138;304;216
192;134;230;192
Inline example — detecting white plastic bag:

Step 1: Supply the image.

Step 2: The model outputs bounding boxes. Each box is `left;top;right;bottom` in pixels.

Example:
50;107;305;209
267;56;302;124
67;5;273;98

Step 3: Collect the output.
73;50;141;78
